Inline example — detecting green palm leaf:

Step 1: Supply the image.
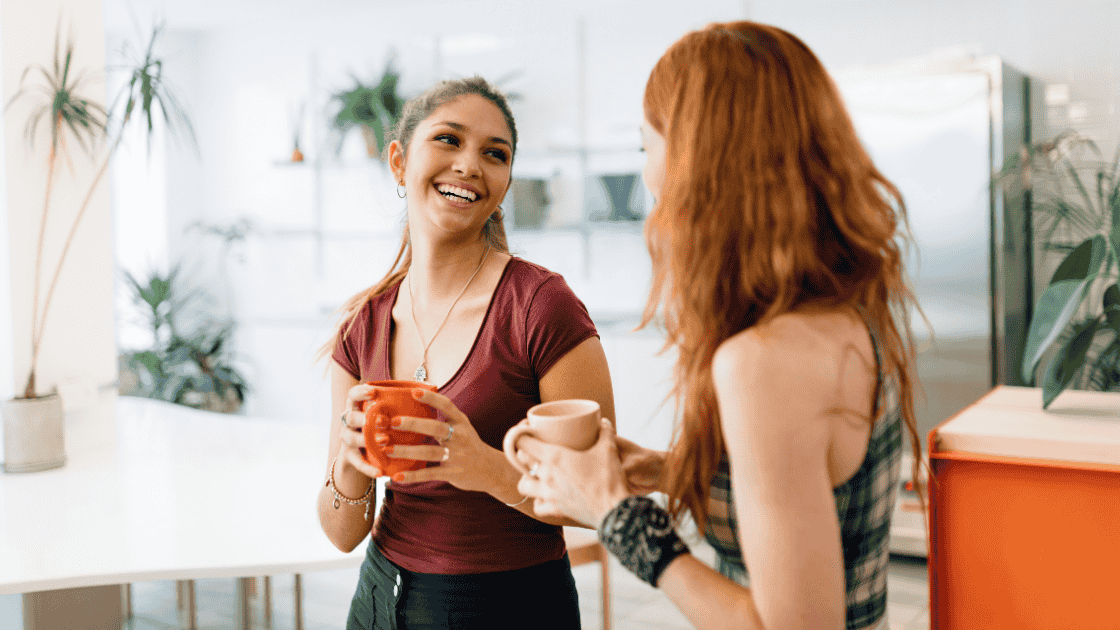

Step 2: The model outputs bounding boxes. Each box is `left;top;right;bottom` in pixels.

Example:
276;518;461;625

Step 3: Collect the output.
1021;234;1105;383
1042;319;1102;408
1022;278;1094;383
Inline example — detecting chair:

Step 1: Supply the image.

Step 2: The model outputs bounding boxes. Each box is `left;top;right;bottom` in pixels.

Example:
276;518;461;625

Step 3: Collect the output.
564;527;611;630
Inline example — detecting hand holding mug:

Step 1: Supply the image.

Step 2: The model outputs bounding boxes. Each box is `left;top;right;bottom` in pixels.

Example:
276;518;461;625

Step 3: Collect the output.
361;380;439;477
503;399;602;475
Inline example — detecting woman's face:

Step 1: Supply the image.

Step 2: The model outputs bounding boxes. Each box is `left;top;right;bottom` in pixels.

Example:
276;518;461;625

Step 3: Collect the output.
390;94;513;238
640;117;666;201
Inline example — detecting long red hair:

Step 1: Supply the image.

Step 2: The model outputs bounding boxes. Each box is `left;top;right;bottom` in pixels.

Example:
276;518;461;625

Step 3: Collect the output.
641;21;926;529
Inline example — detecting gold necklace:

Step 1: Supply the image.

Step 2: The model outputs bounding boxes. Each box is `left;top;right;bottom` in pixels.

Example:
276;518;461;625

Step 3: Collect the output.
406;247;490;383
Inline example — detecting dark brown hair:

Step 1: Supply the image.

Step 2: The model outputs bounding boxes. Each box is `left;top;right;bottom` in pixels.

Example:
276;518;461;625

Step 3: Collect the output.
641;21;926;530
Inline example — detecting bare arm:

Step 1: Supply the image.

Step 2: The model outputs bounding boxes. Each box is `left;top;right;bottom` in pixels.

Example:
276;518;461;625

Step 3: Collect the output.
318;361;384;553
519;320;851;630
656;327;847;630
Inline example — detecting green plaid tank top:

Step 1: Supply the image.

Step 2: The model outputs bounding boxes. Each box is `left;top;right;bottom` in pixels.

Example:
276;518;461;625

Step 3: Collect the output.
704;311;902;630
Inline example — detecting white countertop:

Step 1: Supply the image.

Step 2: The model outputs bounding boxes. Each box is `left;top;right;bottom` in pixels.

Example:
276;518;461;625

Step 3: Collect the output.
934;386;1120;467
0;396;363;595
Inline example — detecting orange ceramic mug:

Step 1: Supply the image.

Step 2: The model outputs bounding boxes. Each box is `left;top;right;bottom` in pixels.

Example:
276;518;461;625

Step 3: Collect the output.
362;380;439;478
503;399;601;476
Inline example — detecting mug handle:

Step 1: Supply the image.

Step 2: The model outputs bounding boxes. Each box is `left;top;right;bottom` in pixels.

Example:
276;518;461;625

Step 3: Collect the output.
503;422;539;476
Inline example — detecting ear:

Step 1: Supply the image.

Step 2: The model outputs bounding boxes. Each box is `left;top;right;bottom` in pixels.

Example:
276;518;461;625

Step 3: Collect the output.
388;140;405;183
497;176;513;205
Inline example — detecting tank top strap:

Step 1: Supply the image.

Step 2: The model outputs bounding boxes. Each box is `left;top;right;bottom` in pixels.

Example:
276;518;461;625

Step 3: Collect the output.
852;304;886;418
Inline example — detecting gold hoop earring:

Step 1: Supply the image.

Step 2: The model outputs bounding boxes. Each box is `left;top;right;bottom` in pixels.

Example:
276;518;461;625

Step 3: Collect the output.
396;182;406;199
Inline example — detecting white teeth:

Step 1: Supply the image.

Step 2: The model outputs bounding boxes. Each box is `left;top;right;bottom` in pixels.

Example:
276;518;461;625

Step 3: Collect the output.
436;184;478;202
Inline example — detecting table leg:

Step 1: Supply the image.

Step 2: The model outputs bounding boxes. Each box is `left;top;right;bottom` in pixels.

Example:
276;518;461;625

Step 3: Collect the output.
294;573;304;630
237;577;253;630
186;580;196;630
176;580;197;630
262;576;272;628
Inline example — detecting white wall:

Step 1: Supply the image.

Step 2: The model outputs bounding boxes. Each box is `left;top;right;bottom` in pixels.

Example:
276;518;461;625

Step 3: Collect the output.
103;0;746;423
0;13;12;406
101;0;1120;426
1;0;116;410
750;0;1120;157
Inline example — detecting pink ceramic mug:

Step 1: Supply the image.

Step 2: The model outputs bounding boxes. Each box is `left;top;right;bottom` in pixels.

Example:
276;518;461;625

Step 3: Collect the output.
503;399;601;476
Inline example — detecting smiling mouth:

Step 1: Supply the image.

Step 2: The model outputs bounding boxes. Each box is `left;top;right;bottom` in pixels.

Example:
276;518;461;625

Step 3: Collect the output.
436;183;480;203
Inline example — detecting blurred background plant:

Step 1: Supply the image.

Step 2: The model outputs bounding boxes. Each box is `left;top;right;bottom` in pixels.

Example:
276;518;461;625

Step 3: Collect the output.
4;18;194;400
118;264;248;413
998;130;1120;408
329;51;403;160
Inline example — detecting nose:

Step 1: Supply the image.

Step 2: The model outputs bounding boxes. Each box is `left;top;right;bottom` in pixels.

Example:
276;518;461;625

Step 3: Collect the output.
452;150;482;178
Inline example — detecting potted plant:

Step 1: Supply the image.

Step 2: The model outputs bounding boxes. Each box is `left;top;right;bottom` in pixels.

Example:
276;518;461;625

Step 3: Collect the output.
289;101;305;162
329;52;403;160
119;265;248;414
2;21;194;472
997;131;1120;408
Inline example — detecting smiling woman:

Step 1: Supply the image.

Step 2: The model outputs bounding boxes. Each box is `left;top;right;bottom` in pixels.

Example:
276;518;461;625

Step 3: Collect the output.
315;76;616;630
392;96;514;240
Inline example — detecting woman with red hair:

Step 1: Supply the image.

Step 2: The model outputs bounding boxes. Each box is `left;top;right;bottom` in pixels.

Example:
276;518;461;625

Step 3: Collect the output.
515;21;925;630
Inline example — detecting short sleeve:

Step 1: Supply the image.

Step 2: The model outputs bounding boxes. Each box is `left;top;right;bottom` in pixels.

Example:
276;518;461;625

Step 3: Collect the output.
331;301;372;380
525;274;599;380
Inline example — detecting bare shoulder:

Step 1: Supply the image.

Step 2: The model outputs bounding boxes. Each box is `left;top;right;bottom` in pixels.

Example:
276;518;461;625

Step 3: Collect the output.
712;309;869;421
715;310;858;383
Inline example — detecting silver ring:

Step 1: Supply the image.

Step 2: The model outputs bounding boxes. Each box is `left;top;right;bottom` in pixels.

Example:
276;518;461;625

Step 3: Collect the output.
529;462;539;478
442;447;450;462
440;423;455;444
340;410;349;428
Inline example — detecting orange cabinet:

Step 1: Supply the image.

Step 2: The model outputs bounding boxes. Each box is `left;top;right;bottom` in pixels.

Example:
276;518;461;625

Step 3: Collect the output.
928;386;1120;629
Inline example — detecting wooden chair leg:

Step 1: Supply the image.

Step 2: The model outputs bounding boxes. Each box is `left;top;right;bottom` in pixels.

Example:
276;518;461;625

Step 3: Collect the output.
294;573;305;630
600;544;611;630
175;580;197;630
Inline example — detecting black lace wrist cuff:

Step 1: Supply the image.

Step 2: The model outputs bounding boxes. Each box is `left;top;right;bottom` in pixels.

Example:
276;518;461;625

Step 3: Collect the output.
597;496;690;587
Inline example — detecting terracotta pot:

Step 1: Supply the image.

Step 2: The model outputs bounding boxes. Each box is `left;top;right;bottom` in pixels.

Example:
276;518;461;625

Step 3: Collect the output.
2;393;66;473
362;380;438;477
291;147;304;162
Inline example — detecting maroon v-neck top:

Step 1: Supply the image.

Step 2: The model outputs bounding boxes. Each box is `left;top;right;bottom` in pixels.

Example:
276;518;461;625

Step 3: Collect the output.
332;257;599;574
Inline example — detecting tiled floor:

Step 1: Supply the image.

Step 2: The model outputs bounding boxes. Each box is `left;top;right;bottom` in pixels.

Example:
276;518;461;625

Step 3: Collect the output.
120;541;929;630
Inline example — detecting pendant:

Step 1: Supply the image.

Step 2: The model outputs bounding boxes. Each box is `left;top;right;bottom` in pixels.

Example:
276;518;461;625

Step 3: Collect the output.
414;365;427;382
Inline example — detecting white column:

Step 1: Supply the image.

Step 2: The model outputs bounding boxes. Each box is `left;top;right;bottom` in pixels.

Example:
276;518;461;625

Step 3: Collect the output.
1;0;115;415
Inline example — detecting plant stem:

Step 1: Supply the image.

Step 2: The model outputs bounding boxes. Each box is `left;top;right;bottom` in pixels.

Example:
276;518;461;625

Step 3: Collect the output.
23;122;62;400
33;132;123;369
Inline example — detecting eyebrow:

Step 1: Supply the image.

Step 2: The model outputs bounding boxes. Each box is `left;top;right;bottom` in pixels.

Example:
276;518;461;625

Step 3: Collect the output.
436;121;512;148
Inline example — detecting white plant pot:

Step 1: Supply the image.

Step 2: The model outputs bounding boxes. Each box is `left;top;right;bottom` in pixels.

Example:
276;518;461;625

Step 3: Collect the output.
2;393;66;473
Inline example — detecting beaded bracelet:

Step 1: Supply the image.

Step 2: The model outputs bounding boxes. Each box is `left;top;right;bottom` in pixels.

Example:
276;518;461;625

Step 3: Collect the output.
597;496;690;587
326;455;375;521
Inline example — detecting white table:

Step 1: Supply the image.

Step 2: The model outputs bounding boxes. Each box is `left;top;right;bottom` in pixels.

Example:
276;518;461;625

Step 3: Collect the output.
0;395;364;629
934;385;1120;466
